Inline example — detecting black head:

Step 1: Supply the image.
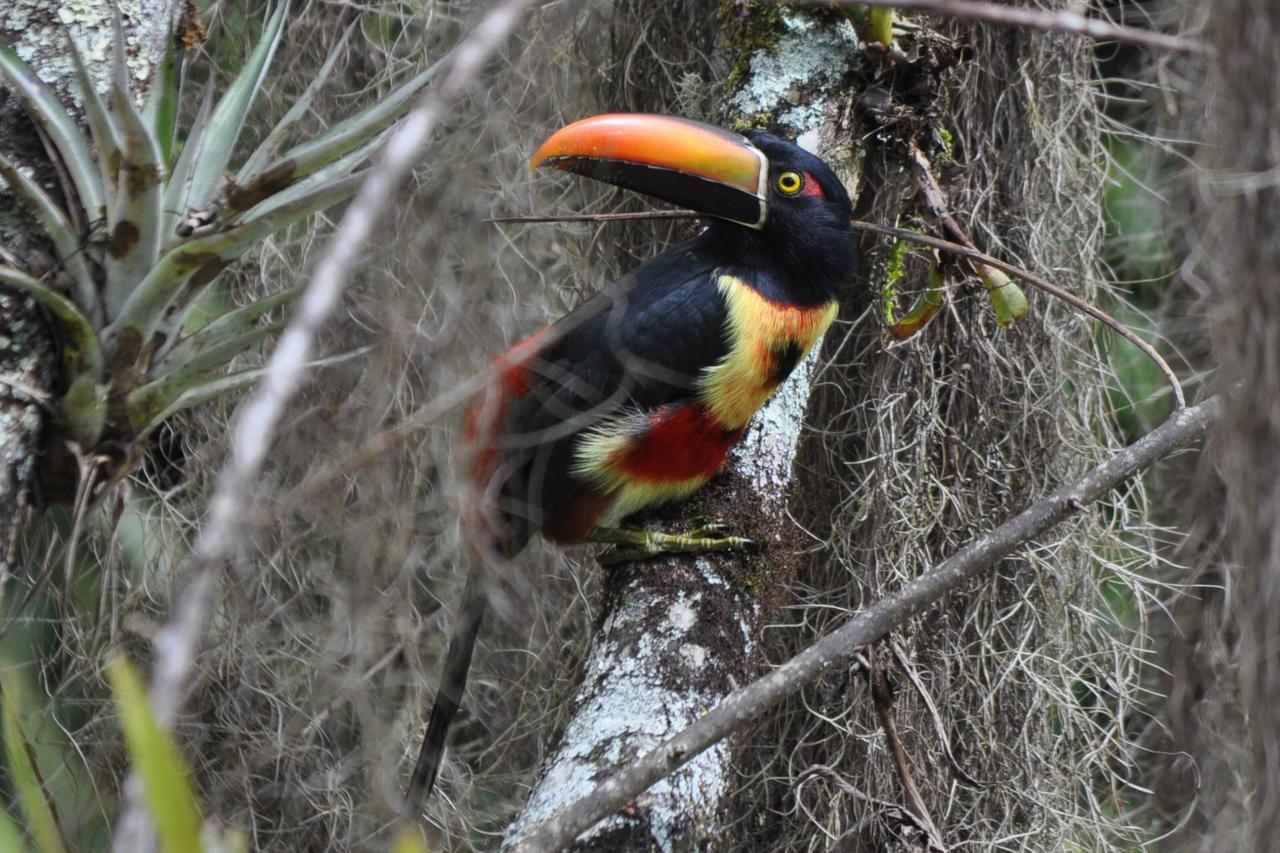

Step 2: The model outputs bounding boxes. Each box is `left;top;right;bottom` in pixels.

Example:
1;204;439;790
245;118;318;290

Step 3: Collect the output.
728;130;857;302
532;114;857;302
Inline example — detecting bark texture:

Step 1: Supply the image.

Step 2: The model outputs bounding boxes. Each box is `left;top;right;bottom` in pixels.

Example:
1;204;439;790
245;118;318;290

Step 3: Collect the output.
1150;0;1280;847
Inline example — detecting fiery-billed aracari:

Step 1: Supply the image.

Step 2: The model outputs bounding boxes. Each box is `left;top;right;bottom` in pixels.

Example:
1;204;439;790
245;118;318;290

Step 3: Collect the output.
407;114;855;804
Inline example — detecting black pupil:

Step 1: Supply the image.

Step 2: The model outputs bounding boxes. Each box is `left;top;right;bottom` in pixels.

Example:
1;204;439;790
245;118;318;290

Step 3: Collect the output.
781;173;799;191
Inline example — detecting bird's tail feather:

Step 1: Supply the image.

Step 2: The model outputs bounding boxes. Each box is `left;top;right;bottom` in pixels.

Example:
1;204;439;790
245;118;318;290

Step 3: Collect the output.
406;567;488;809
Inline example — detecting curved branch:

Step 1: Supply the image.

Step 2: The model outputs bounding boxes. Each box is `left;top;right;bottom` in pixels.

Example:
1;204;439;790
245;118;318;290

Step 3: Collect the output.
848;219;1186;410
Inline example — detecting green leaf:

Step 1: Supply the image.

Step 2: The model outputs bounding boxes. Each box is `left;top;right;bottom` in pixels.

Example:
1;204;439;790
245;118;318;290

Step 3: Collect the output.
60;374;108;448
143;21;186;169
0;153;98;312
103;14;167;322
65;27;123;205
234;128;385;220
106;170;364;357
163;84;215;238
131;366;268;434
137;349;362;434
0;805;30;853
157;285;300;371
979;265;1029;327
0;264;104;382
105;656;203;853
1;679;68;853
235;53;444;204
185;2;289;212
390;826;429;853
867;8;894;48
0;40;105;220
887;261;947;340
236;19;357;183
125;324;279;432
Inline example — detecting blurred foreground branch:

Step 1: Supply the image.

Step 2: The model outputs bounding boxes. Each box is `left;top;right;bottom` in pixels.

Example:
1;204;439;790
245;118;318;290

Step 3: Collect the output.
114;0;540;848
508;393;1222;852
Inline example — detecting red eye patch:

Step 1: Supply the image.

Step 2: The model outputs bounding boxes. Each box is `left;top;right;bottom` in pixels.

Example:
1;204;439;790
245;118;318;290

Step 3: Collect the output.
800;171;825;198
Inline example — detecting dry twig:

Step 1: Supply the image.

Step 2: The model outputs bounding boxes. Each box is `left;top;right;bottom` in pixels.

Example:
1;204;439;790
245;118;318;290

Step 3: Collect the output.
489;208;1188;410
867;644;947;851
804;0;1207;55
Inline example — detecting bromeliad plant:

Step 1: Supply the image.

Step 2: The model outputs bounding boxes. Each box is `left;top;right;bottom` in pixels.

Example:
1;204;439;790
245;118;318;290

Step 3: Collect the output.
0;5;437;495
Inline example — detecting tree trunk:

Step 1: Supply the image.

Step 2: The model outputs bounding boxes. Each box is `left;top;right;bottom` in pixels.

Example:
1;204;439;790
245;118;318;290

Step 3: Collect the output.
0;0;176;571
1149;0;1280;847
504;2;1134;849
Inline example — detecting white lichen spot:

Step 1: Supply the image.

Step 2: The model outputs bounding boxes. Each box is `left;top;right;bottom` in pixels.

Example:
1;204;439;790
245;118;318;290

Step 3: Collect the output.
680;643;708;669
731;11;860;130
6;0;171;108
667;593;699;632
694;558;731;588
796;127;823;155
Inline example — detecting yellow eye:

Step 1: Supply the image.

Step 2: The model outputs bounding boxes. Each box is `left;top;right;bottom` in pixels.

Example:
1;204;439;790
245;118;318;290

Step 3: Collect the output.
775;171;803;195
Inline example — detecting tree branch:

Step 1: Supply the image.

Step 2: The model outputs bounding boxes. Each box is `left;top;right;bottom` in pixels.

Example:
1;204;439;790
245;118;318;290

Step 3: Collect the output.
808;0;1207;55
506;394;1222;852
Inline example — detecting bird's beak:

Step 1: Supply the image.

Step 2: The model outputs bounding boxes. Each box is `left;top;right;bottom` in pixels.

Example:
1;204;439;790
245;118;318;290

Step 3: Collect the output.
531;113;768;229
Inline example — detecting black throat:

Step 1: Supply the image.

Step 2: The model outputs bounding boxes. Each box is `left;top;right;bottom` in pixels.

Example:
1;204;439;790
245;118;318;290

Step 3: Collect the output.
700;217;854;307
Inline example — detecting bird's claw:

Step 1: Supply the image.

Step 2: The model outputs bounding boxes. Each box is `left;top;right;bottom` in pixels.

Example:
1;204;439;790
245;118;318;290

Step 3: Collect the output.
592;523;759;565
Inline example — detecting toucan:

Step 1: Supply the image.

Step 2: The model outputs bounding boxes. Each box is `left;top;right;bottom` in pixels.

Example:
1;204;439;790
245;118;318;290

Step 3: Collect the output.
407;114;856;806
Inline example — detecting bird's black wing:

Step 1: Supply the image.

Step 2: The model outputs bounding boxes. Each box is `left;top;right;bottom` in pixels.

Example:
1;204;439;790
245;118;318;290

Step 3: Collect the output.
488;234;732;551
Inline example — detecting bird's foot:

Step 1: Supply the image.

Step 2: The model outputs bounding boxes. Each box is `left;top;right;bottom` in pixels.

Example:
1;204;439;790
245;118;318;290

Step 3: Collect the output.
590;523;758;565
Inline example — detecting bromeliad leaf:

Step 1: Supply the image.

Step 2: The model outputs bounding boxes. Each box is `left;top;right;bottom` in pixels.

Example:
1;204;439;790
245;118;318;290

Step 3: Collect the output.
235;18;357;183
237;127;386;221
104;13;166;321
156;285;300;371
0;265;103;382
65;28;123;206
124;324;280;431
0;5;428;458
143;20;186;169
231;53;444;210
183;2;289;213
0;805;28;853
162;83;215;240
106;171;364;356
61;374;108;448
139;348;364;435
0;153;97;309
0;41;105;220
1;679;69;853
138;365;270;434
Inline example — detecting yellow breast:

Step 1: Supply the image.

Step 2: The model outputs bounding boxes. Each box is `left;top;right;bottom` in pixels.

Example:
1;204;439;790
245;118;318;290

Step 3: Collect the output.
699;274;838;430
